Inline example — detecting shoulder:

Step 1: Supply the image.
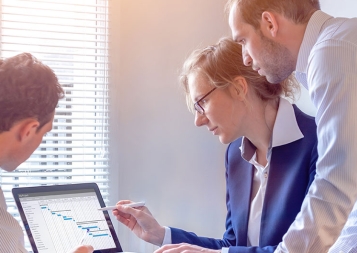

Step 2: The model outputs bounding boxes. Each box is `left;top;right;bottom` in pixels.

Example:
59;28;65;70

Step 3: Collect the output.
225;137;243;164
319;16;357;43
291;105;318;149
227;137;243;152
292;105;316;129
312;17;357;66
292;104;314;120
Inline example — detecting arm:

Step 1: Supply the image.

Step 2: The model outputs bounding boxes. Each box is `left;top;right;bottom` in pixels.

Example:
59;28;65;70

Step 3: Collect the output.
276;39;357;252
154;243;278;253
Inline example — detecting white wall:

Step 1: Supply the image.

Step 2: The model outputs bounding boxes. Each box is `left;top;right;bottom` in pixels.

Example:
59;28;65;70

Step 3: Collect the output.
108;1;229;252
321;0;357;18
108;1;357;252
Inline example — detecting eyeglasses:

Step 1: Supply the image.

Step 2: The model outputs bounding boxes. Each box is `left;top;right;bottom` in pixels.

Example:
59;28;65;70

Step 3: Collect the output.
194;87;217;114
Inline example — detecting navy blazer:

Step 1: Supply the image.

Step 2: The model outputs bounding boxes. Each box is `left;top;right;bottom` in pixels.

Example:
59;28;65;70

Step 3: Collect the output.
170;105;318;253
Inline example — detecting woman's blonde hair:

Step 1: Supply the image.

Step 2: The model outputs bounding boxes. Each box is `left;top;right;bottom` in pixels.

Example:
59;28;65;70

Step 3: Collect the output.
179;37;299;112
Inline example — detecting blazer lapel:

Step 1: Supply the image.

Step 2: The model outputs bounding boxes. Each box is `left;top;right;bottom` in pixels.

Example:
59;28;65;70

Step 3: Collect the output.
227;155;254;245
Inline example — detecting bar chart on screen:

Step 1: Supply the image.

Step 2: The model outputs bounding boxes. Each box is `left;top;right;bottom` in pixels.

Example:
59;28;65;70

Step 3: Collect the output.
20;192;116;253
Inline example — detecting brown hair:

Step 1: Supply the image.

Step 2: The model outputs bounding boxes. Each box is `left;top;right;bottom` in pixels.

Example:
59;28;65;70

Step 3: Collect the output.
225;0;320;29
0;53;64;133
179;37;299;112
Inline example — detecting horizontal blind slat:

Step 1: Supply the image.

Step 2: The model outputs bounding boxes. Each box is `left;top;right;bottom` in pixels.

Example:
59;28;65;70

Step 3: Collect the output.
2;35;107;44
3;0;106;8
2;42;107;52
31;150;106;155
53;115;109;120
1;49;107;58
2;15;107;24
1;171;108;177
28;146;107;150
1;26;107;37
1;178;109;185
58;100;109;106
16;165;109;170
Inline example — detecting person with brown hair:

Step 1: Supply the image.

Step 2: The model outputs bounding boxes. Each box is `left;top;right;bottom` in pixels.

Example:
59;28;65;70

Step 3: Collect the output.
112;37;318;253
0;53;93;253
226;0;357;252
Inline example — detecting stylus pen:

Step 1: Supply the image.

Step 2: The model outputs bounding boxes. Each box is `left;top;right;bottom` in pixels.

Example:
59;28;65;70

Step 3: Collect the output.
80;229;89;244
98;201;146;211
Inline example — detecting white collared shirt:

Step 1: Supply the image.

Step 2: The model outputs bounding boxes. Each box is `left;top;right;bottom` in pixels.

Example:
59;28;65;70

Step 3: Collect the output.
276;10;357;253
162;97;304;251
0;187;28;253
243;97;303;247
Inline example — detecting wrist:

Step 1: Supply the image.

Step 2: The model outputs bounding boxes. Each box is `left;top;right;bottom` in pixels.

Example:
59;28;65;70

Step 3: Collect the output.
156;226;166;246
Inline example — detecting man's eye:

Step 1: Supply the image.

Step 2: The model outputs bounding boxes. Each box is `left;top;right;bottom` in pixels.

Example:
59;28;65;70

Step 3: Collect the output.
238;39;245;44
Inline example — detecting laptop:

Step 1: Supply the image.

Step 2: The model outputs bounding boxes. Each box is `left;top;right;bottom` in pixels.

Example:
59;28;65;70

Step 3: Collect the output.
12;183;123;253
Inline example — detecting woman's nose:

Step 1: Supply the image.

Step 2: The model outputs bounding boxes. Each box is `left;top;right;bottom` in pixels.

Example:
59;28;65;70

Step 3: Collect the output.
194;111;208;127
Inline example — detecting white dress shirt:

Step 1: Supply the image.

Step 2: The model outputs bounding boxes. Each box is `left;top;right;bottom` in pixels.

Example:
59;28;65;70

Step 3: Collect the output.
246;151;271;247
0;187;28;253
275;11;357;253
162;98;304;252
245;98;303;247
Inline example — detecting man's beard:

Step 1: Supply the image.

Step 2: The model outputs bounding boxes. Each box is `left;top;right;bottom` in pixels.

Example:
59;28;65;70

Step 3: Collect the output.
258;32;295;84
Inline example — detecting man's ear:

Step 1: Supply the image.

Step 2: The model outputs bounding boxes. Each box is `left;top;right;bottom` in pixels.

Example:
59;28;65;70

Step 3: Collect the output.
261;11;279;37
17;119;40;142
230;76;248;101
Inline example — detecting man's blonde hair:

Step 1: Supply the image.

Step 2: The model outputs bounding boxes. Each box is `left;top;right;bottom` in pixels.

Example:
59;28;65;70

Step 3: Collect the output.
225;0;320;30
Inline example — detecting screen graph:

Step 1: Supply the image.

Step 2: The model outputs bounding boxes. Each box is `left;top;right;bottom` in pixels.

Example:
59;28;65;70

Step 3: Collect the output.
19;190;116;253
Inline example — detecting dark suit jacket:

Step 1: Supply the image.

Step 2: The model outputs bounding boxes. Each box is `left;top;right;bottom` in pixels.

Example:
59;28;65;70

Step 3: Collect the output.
170;105;318;253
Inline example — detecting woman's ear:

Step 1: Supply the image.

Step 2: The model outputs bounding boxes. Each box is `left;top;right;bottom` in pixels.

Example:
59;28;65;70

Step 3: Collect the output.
230;76;248;101
261;11;279;37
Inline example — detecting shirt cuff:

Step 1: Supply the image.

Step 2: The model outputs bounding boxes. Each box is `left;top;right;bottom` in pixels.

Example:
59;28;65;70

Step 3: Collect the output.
221;247;229;253
162;226;172;245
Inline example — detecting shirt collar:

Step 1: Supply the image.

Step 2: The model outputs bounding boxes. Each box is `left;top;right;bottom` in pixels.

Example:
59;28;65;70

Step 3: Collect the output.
240;97;304;161
272;97;304;147
296;10;333;75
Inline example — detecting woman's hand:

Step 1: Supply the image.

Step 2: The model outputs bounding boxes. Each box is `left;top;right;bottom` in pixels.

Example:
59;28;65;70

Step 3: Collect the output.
154;243;221;253
113;200;165;246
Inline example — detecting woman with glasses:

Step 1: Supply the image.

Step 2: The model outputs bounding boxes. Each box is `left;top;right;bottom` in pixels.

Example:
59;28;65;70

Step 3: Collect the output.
112;37;318;253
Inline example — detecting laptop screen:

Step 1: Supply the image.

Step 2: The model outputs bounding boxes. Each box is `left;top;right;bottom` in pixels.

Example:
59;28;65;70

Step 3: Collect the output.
12;183;123;253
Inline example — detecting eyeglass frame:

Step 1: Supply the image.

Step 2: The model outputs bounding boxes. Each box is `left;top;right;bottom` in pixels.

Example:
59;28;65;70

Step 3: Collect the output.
194;87;217;114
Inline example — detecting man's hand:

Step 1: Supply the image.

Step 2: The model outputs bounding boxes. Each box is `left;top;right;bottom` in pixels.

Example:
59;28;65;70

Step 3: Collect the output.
68;245;94;253
113;200;165;246
154;243;221;253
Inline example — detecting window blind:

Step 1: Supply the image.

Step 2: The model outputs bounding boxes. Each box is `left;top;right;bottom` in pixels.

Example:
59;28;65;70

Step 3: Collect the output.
0;0;109;250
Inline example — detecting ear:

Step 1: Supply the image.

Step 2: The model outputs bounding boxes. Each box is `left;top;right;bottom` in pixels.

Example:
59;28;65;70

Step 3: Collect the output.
261;11;278;37
230;76;248;101
17;119;40;143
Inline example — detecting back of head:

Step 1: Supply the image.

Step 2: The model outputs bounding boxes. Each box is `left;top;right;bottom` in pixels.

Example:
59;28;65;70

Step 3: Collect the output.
0;53;64;133
226;0;320;29
179;37;298;111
